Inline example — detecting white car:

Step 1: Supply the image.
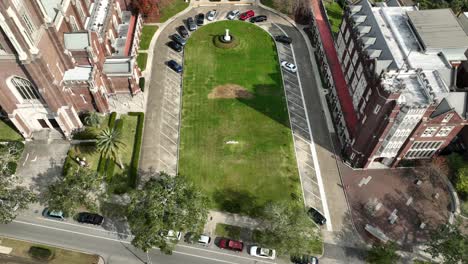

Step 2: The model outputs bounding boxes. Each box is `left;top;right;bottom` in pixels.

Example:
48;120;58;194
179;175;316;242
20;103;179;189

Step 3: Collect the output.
197;235;211;246
165;230;182;241
281;61;297;73
249;246;276;260
227;10;240;20
207;10;217;21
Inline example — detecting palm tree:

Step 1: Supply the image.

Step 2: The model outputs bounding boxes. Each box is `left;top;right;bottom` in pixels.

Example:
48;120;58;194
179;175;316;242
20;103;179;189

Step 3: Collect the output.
84;111;101;127
96;128;125;169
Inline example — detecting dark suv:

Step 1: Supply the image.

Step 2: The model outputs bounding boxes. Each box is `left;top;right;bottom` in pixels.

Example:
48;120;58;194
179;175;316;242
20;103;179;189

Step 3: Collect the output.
171;33;186;46
77;212;104;225
275;35;292;44
250;15;267;23
168;41;182;52
178;25;189;38
167;60;182;73
308;208;326;226
196;13;205;26
187;17;197;31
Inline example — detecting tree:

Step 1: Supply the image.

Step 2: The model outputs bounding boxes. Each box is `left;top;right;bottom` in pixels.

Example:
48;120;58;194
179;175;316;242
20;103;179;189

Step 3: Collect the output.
366;242;400;264
293;0;313;25
254;202;320;256
44;168;102;216
0;176;36;224
127;172;209;254
455;167;468;196
84;111;101;127
425;223;468;264
131;0;159;16
0;141;24;177
96;128;125;169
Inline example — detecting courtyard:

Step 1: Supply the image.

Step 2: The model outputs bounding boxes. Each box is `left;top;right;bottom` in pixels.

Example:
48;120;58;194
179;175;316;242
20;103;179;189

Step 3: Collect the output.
178;21;302;216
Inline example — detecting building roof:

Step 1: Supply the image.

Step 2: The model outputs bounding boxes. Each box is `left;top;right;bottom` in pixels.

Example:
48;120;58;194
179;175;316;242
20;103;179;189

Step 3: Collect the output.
407;9;468;50
64;32;90;50
39;0;61;21
103;58;132;75
63;66;93;81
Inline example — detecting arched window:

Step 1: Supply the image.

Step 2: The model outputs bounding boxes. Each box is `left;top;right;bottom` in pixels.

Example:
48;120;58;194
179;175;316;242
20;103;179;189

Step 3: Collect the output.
10;76;41;101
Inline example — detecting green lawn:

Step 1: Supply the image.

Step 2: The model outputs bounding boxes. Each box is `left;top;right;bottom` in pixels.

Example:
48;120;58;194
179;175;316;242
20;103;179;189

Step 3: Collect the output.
137;52;148;71
0;119;23;141
179;21;301;216
215;223;242;240
106;114;138;194
139;25;158;50
324;1;343;35
159;0;190;22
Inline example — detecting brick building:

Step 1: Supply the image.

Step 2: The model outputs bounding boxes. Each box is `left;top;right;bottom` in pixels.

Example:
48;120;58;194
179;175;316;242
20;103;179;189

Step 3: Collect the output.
330;0;468;168
0;0;142;140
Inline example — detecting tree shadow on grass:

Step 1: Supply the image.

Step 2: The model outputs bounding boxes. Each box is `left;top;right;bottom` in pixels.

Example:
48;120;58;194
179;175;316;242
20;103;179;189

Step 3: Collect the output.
212;188;264;217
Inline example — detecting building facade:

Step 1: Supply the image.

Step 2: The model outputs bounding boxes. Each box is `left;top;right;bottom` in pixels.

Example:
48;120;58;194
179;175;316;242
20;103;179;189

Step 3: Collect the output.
330;0;468;168
0;0;142;140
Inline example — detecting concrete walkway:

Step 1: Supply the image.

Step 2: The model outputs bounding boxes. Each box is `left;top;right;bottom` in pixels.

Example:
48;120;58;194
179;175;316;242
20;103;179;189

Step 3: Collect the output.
205;211;261;237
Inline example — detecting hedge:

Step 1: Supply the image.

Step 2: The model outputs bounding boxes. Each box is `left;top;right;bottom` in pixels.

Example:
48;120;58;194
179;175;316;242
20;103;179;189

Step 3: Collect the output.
108;112;117;128
105;158;115;181
128;112;144;188
29;246;54;261
97;154;106;176
139;77;145;92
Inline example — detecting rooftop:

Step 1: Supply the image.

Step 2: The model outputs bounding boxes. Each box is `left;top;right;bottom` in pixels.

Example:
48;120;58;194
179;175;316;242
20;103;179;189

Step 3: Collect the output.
64;32;90;50
88;0;111;35
407;9;468;51
63;66;93;81
40;0;62;21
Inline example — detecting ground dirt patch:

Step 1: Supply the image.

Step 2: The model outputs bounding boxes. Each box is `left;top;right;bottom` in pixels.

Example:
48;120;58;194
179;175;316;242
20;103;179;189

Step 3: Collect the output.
208;84;254;99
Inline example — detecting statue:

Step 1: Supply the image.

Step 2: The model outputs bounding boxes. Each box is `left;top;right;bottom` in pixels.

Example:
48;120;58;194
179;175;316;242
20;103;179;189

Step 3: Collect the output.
223;29;231;42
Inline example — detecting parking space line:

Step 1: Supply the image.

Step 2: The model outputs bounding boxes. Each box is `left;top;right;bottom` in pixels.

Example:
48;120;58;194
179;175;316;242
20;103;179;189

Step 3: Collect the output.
162;120;179;132
160;144;177;157
163;108;179;119
160;131;178;145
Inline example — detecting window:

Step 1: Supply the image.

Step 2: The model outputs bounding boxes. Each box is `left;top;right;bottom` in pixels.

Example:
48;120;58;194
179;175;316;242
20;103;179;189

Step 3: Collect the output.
21;13;36;36
442;113;453;123
113;15;119;31
80;94;88;104
349;40;354;53
373;104;381;114
359;101;366;114
436;126;454;137
422;127;438;137
11;76;41;100
77;1;86;22
361;115;367;124
69;16;79;31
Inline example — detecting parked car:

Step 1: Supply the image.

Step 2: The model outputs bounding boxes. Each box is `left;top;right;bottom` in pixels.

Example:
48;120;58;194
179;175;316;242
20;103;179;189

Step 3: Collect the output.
164;230;182;241
42;208;64;221
307;207;326;226
167;60;183;73
249;246;276;259
227;10;240;20
207;10;217;21
168;41;182;52
187;17;197;31
291;255;319;264
184;233;211;246
239;10;255;21
77;212;104;225
178;25;189;38
218;238;243;252
196;13;205;26
281;61;297;73
171;33;186;46
250;15;267;23
275;35;292;44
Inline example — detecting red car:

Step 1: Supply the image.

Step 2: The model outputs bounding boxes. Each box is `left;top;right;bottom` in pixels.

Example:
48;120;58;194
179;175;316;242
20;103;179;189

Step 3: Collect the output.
239;10;255;21
218;239;244;252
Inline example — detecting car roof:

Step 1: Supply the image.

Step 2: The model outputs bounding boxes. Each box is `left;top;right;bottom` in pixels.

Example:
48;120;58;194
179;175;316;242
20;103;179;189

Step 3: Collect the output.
228;240;243;248
49;210;63;217
198;235;210;243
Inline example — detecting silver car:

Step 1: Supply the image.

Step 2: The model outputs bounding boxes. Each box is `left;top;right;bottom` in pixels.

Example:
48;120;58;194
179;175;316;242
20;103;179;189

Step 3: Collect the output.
281;61;297;73
207;10;217;21
227;10;240;20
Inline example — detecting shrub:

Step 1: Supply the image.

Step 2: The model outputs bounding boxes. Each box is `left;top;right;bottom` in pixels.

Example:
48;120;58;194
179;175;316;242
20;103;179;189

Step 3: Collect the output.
139;77;145;92
108;112;117;128
29;246;54;261
105;158;116;181
114;118;124;133
72;128;98;140
128;112;145;188
97;154;106;176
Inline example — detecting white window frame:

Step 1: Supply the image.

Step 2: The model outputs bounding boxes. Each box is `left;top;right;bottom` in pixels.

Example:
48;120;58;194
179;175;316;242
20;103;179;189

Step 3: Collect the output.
422;127;438;137
442;113;454;123
76;0;86;22
80;94;88;104
435;126;454;137
69;15;80;31
8;76;42;103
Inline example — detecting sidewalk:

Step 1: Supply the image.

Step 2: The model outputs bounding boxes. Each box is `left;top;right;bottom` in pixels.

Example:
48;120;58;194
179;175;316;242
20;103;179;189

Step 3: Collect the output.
204;210;261;237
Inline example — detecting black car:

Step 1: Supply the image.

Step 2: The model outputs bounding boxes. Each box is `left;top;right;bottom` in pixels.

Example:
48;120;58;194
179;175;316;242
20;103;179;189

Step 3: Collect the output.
308;208;326;226
275;35;292;44
171;33;186;46
167;60;182;73
77;212;103;225
196;13;205;26
168;41;182;52
250;15;267;23
187;17;197;31
178;25;189;38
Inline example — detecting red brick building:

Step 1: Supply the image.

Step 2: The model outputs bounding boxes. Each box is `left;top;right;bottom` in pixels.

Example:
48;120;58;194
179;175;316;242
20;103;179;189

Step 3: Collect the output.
330;0;468;168
0;0;142;140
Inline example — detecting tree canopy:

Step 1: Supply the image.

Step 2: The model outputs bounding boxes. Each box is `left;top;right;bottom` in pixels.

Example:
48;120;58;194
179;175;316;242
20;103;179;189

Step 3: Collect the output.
44;167;102;216
415;0;468;14
425;223;468;263
254;202;321;256
127;172;209;253
366;242;400;264
0;176;36;224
